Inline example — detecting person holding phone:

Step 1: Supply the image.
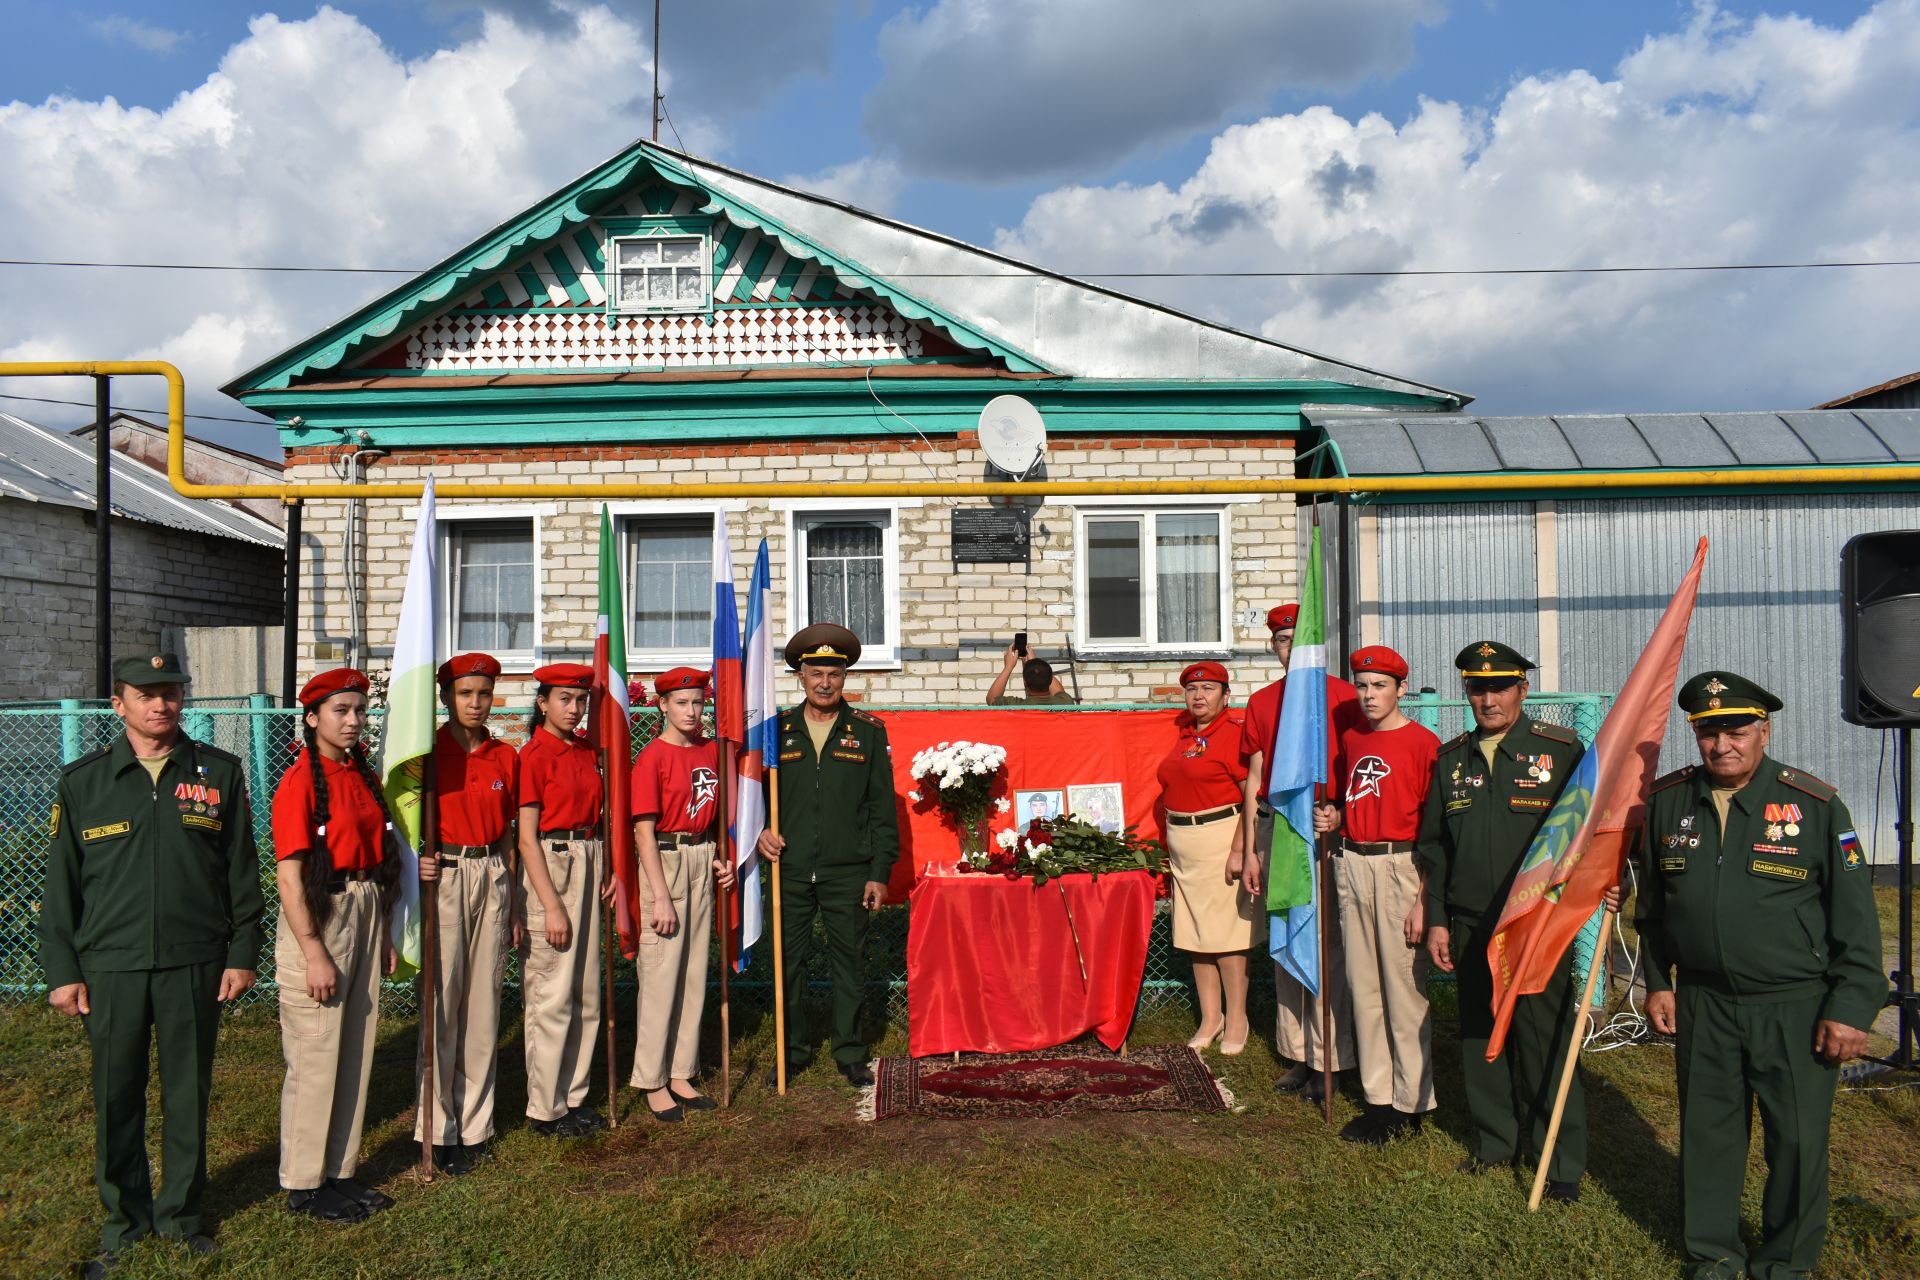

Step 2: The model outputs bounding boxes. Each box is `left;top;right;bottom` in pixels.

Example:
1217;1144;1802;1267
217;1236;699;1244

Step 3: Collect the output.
986;635;1075;705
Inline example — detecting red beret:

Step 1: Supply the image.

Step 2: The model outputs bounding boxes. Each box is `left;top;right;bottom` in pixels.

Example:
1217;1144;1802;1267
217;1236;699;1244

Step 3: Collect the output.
1179;661;1230;688
532;663;594;689
1350;645;1409;681
437;652;501;685
653;667;711;697
299;668;370;708
1266;604;1299;633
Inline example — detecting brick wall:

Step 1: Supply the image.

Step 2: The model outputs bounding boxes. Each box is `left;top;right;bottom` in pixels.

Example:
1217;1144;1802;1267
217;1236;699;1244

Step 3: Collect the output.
0;499;285;699
282;435;1302;706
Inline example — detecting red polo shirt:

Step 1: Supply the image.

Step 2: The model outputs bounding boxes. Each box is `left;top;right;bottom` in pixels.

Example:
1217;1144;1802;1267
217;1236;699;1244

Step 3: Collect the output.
435;724;519;846
1156;711;1249;813
1239;674;1365;797
518;727;603;832
631;736;722;837
1337;720;1441;842
272;751;385;873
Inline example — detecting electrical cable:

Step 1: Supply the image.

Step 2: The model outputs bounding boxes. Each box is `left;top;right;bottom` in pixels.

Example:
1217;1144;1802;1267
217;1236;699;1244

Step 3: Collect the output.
865;365;959;484
1584;858;1656;1053
0;390;269;427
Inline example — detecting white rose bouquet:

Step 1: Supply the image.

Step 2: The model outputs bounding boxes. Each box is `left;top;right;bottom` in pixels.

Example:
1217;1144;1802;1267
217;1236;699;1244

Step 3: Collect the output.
907;740;1008;860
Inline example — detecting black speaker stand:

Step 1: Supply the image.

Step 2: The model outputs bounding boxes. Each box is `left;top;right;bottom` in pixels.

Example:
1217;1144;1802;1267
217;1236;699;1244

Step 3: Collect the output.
1872;726;1917;1072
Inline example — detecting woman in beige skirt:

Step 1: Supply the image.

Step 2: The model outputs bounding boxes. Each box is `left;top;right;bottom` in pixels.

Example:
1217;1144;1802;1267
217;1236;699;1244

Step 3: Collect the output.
1156;661;1260;1054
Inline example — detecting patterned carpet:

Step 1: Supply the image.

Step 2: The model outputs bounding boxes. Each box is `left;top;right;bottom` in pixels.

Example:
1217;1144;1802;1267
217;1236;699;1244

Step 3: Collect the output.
867;1044;1231;1121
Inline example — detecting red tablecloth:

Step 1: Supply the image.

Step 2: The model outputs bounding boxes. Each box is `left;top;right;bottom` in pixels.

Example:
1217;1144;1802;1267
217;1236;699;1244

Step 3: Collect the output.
907;869;1156;1056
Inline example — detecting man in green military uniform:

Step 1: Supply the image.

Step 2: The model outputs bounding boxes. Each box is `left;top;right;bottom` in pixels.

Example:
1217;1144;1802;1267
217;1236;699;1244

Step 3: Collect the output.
38;654;265;1276
755;624;900;1087
1419;641;1590;1201
1635;672;1885;1280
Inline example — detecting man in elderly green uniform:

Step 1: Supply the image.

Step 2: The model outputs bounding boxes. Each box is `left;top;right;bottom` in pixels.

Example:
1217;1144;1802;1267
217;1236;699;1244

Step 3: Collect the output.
754;624;900;1088
1418;641;1590;1202
1636;672;1885;1280
38;654;264;1276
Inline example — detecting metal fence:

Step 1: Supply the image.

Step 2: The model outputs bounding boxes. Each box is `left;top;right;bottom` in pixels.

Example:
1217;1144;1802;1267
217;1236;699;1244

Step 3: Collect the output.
0;694;1608;1022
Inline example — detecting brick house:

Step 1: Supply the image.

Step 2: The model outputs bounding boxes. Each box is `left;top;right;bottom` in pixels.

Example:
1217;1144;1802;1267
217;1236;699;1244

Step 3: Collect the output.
224;141;1466;702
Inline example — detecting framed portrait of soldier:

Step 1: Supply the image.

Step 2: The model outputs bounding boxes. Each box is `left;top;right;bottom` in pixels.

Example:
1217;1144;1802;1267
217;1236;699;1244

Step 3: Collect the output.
1067;783;1124;834
1015;789;1065;826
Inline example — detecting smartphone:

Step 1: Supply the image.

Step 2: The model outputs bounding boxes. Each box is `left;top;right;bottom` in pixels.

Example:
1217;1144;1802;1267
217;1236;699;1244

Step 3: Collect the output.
1014;632;1028;657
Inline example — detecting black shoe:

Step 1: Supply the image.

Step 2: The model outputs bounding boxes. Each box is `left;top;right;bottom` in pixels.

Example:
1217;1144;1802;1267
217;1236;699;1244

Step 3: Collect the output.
1300;1072;1338;1106
181;1234;216;1257
672;1089;719;1112
461;1141;496;1165
287;1185;368;1222
1272;1063;1311;1093
326;1177;393;1213
432;1144;476;1176
529;1116;578;1138
1339;1104;1394;1145
1544;1179;1581;1204
646;1099;685;1124
763;1060;809;1089
81;1252;123;1280
566;1107;607;1134
838;1061;875;1087
1456;1155;1500;1176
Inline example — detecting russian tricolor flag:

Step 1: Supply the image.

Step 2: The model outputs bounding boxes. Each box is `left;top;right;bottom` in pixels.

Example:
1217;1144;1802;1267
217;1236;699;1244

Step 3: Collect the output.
710;516;762;971
731;538;773;972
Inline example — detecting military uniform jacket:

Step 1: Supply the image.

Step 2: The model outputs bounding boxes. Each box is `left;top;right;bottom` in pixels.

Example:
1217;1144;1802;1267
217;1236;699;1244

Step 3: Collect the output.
772;704;900;884
1633;757;1885;1030
1417;713;1586;922
38;733;265;989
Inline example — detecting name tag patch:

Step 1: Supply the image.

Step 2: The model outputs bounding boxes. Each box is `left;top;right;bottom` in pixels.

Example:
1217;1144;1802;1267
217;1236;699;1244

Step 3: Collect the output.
778;750;805;763
182;814;223;832
1508;796;1551;812
1659;855;1687;872
830;750;867;764
81;821;131;841
1750;859;1808;882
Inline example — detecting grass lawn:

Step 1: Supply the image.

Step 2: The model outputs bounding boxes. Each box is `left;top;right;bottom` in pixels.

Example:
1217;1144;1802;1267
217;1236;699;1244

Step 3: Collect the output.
4;891;1918;1279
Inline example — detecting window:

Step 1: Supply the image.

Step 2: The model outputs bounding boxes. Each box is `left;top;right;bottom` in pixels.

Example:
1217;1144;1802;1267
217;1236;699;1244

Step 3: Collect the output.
609;234;708;313
625;514;712;659
1078;509;1227;650
442;517;537;660
790;509;901;666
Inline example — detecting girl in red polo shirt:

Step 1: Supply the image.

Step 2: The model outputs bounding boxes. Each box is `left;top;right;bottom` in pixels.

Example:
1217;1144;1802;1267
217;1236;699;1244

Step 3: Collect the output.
516;663;606;1138
627;668;737;1123
271;669;404;1223
413;652;518;1173
1156;661;1259;1056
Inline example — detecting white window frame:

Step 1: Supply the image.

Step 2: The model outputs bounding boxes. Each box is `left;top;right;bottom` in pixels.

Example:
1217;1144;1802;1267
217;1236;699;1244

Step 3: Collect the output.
1071;504;1234;653
606;231;711;316
608;500;748;670
435;504;548;672
781;503;906;670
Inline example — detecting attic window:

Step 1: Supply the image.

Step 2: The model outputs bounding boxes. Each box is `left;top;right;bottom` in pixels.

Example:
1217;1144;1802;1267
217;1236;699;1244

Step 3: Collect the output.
609;234;709;314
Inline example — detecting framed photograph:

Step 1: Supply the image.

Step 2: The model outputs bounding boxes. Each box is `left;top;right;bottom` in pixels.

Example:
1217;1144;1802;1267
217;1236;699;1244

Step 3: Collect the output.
1067;782;1125;834
1014;789;1066;826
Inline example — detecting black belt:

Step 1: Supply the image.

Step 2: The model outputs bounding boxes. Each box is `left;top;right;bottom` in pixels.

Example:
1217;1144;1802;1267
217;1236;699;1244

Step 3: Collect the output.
1339;839;1416;857
439;837;511;859
540;826;598;841
1166;803;1242;826
325;869;378;893
656;831;714;850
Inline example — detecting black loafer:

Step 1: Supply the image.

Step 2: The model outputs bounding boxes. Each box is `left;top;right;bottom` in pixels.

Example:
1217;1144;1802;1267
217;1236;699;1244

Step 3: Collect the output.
1339;1105;1392;1145
529;1116;576;1138
565;1106;607;1134
326;1177;393;1213
1272;1064;1311;1093
461;1141;495;1165
81;1251;123;1280
646;1101;685;1124
432;1144;476;1176
1544;1179;1581;1204
287;1185;368;1222
838;1061;875;1087
674;1091;719;1112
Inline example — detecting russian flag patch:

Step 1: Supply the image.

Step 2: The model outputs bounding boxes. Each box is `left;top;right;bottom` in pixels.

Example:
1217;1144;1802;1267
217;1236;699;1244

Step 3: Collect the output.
1839;830;1864;871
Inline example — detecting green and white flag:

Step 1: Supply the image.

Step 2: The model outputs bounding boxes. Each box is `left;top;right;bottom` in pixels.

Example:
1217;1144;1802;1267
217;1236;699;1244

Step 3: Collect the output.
380;476;438;980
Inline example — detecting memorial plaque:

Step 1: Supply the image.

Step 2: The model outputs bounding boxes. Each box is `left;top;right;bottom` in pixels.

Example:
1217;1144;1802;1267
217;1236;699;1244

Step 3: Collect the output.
950;507;1031;568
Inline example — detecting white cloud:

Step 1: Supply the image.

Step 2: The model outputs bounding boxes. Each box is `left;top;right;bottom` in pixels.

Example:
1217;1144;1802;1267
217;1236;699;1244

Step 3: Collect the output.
992;1;1920;412
864;0;1442;182
780;156;906;215
89;16;189;54
0;4;695;448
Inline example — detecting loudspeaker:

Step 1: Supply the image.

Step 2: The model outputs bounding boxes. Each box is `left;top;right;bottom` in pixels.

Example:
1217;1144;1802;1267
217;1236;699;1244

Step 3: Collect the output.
1841;530;1920;727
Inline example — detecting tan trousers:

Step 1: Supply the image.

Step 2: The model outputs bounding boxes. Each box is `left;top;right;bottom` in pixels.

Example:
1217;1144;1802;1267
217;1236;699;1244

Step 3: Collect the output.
414;847;511;1144
629;841;715;1090
1336;850;1435;1112
521;836;603;1122
276;881;383;1190
1261;806;1356;1070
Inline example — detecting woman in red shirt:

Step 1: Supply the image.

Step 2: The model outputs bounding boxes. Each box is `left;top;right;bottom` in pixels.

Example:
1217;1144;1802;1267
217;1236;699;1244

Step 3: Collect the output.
270;669;404;1223
516;663;606;1138
1156;662;1259;1055
627;668;737;1122
413;652;518;1173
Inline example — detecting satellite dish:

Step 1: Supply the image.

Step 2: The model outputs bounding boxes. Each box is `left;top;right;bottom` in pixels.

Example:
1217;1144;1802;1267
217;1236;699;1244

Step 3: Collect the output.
978;394;1047;477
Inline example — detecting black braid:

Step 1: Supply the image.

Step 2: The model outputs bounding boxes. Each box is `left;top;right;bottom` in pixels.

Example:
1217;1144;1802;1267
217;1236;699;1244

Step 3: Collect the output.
348;745;406;913
528;683;554;737
299;725;337;931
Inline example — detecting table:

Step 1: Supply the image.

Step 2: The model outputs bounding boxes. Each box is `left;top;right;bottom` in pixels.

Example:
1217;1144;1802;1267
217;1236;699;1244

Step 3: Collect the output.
906;869;1157;1056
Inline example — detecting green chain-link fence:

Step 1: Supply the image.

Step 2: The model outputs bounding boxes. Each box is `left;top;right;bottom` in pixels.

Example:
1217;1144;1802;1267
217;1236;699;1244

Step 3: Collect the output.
0;694;1608;1025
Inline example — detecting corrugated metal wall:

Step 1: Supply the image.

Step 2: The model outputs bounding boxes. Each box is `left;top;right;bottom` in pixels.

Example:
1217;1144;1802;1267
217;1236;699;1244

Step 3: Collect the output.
1376;502;1539;694
1555;493;1916;861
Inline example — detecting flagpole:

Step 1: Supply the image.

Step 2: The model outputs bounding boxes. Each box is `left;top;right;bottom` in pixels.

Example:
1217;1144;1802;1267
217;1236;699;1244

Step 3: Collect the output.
716;739;734;1109
770;783;787;1096
1527;905;1614;1211
418;756;440;1177
1316;794;1334;1126
596;747;620;1130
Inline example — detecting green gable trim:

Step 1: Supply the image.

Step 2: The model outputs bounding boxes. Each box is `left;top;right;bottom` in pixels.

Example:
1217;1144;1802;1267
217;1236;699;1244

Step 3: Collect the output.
600;215;715;237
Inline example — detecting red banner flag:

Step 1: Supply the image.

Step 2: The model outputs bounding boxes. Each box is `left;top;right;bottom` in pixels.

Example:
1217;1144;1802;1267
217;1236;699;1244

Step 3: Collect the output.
593;505;640;958
1485;537;1708;1060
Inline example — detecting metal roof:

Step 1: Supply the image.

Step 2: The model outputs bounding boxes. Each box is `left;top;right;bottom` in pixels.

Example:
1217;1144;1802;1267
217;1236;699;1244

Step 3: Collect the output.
0;414;284;548
1814;369;1920;409
1306;408;1920;476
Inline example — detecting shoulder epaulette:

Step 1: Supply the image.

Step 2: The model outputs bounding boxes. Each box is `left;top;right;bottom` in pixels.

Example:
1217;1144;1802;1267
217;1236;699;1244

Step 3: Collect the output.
190;740;243;766
1778;767;1837;802
1440;732;1471;753
1530;721;1580;744
1650;765;1696;793
60;746;112;775
852;708;885;726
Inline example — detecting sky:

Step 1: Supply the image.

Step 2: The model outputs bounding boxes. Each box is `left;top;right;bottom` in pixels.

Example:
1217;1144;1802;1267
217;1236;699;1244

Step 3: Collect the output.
2;0;1915;456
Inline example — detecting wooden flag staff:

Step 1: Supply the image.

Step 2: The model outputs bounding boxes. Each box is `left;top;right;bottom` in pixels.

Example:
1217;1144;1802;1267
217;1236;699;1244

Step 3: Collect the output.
1317;828;1334;1127
417;762;441;1177
715;740;735;1108
1527;906;1615;1211
770;785;788;1095
595;748;620;1130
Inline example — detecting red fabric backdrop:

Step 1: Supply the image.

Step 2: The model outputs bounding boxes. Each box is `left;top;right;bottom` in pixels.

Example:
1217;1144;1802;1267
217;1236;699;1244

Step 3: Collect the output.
872;708;1184;902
